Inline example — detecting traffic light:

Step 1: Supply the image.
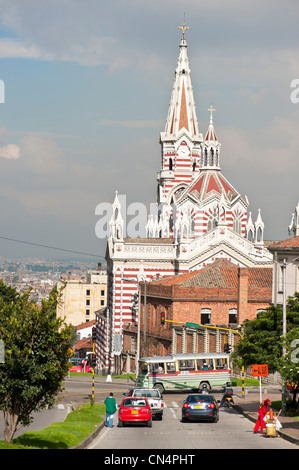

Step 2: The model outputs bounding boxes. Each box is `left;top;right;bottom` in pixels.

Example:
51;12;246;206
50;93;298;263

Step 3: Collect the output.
161;311;165;325
224;343;232;353
91;354;96;368
92;327;96;342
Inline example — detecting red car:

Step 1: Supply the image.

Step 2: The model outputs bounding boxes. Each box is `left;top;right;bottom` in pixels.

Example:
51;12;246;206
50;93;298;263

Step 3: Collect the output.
69;358;92;373
118;397;152;427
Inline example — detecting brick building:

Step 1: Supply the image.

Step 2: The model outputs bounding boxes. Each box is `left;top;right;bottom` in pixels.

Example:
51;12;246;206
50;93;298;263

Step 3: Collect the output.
121;259;272;372
136;259;272;362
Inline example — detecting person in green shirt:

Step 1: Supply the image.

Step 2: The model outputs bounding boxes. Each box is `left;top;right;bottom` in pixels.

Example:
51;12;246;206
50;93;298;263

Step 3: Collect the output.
104;392;117;427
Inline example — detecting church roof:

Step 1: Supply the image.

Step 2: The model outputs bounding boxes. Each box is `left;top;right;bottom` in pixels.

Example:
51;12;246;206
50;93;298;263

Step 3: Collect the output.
150;259;272;289
268;236;299;249
182;170;240;204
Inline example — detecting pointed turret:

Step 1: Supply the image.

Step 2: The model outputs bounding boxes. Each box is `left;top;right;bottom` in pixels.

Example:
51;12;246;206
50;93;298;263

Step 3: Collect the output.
205;104;218;142
109;191;124;240
202;105;221;169
161;22;202;142
254;209;264;245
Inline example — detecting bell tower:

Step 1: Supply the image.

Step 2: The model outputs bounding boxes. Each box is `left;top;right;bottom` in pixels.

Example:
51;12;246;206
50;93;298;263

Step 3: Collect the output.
157;22;203;207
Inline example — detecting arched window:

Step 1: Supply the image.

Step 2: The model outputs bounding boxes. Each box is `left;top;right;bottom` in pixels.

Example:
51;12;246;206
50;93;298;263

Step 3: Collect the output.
169;213;174;232
233;214;242;234
247;228;254;241
190;215;195;234
201;308;211;324
207;212;218;231
169;158;173;170
229;308;237;324
204;148;208;166
182;225;188;239
256;226;263;242
210;148;214;166
116;225;122;239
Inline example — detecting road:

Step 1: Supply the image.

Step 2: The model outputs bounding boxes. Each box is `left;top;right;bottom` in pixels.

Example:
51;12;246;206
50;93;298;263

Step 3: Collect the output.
88;398;297;450
1;376;297;450
56;377;297;450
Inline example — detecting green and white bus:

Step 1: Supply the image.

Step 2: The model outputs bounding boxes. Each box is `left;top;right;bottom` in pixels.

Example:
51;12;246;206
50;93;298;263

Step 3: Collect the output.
136;353;231;394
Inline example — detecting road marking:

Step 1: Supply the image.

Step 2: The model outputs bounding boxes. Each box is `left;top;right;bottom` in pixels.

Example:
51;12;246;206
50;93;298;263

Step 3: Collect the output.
164;401;181;408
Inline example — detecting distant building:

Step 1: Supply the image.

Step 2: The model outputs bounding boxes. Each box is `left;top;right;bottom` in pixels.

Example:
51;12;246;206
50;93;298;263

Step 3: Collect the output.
73;319;96;358
57;269;107;326
269;202;299;305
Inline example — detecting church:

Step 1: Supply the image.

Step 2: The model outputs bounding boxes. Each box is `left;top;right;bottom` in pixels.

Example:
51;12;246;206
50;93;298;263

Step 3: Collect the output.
96;23;273;374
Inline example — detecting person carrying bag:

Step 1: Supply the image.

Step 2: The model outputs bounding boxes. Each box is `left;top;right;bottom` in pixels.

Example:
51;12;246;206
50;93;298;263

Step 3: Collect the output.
104;392;117;427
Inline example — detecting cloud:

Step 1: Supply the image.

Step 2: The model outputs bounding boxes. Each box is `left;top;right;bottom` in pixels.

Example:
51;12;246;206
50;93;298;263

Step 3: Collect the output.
0;39;44;59
99;118;164;129
0;144;20;159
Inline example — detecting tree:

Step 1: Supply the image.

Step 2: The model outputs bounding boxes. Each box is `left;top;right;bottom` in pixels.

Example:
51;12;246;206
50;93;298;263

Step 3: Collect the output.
0;283;75;443
234;294;299;405
233;305;283;372
279;328;299;406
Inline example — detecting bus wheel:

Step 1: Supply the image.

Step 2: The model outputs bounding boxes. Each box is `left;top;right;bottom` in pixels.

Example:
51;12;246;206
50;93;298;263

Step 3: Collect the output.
153;383;164;394
199;382;210;392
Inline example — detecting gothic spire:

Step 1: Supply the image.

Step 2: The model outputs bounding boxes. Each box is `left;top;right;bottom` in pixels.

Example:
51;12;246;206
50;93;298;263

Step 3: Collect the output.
161;22;202;143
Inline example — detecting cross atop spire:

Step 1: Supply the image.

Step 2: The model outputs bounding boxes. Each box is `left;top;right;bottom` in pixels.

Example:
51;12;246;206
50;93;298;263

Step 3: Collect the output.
178;20;189;41
208;104;216;123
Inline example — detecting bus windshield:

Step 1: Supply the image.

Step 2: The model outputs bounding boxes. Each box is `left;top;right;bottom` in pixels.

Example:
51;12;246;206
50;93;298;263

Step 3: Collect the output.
139;362;149;375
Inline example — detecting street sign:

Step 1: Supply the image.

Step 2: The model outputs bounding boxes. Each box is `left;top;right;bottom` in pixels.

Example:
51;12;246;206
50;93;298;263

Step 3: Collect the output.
186;322;199;328
67;347;74;357
252;364;268;377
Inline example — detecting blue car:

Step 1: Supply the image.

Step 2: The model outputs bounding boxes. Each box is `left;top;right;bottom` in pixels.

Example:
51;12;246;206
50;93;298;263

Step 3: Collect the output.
181;394;219;423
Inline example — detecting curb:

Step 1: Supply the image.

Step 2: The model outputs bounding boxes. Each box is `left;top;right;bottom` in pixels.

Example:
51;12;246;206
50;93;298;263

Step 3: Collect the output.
72;419;105;449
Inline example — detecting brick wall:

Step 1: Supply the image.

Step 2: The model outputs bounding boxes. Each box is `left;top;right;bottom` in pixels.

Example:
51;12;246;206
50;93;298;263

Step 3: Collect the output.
137;265;272;358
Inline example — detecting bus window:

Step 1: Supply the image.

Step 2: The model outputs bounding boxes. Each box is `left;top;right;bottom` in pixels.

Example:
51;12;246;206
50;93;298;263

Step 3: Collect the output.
166;362;176;373
179;360;195;371
215;359;227;369
149;363;165;374
196;359;213;370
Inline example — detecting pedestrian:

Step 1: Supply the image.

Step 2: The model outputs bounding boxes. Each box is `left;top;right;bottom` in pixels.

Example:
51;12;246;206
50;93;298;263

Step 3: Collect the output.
104;392;117;427
253;399;271;434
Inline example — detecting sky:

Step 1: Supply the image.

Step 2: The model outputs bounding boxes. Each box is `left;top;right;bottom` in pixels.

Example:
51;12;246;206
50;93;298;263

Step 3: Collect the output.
0;0;298;262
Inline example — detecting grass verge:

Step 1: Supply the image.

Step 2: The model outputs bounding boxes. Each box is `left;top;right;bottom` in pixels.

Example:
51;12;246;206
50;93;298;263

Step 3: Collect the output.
0;404;106;449
231;378;260;386
270;400;299;420
69;372;136;380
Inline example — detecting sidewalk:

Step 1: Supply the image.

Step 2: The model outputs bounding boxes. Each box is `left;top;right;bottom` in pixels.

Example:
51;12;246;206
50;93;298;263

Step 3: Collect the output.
233;387;299;446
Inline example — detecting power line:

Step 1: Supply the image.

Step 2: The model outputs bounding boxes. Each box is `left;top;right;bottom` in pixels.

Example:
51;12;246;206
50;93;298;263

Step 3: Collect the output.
0;235;105;260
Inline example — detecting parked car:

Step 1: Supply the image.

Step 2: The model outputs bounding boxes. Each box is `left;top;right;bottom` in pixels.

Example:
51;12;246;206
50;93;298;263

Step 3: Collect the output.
125;388;164;420
118;397;152;427
181;394;219;423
